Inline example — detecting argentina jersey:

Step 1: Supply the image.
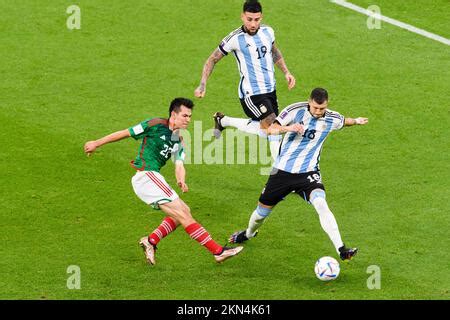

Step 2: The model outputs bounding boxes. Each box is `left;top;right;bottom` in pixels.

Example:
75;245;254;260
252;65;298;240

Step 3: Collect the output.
219;25;276;99
273;102;345;174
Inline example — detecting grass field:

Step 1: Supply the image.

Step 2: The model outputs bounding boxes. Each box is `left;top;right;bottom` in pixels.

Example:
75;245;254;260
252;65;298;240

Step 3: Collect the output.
1;0;449;300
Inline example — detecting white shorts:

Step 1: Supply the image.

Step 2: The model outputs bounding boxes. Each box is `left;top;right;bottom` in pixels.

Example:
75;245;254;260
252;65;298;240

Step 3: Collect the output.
131;171;179;209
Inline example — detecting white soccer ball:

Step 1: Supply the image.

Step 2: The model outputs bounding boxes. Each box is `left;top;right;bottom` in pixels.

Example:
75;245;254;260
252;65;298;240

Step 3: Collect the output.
314;256;340;281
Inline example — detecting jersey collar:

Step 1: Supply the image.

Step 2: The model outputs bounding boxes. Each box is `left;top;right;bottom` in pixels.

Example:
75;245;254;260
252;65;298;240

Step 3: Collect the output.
307;104;325;119
241;25;260;35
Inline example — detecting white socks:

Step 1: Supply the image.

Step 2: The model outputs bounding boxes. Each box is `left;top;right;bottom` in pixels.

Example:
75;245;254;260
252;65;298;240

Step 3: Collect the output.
221;116;266;138
244;194;344;254
245;206;272;238
311;196;344;254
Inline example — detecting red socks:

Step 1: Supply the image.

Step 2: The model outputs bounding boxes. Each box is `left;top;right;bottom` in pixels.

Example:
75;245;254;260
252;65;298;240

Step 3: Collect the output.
148;217;177;246
185;222;223;255
149;219;223;256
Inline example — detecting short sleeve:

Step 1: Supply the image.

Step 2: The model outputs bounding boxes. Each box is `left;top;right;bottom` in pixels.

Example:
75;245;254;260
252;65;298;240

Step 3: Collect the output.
128;119;152;140
219;32;239;55
327;111;345;131
276;107;297;126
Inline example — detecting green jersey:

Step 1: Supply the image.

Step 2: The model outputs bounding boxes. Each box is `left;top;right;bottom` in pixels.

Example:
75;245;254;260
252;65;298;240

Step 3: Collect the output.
128;118;185;172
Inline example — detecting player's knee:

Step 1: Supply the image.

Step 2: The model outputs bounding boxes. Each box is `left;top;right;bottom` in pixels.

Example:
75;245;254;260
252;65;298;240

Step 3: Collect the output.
256;204;272;219
311;193;333;217
179;207;192;220
181;202;191;214
310;190;327;207
167;202;190;219
174;209;194;227
310;189;326;204
261;113;276;128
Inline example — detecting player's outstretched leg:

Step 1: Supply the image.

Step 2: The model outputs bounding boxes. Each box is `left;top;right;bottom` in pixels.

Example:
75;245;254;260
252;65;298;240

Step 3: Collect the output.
184;222;243;263
160;199;244;264
229;204;272;244
139;236;157;265
310;190;348;253
216;113;267;138
214;246;244;263
339;246;358;261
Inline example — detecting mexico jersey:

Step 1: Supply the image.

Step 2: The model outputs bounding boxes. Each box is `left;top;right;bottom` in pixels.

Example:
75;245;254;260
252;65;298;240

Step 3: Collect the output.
219;25;276;99
274;102;345;174
128;118;185;172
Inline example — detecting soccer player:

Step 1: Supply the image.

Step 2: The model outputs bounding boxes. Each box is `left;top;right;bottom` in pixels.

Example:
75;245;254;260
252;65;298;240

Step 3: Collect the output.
194;0;296;160
84;98;243;265
229;88;368;260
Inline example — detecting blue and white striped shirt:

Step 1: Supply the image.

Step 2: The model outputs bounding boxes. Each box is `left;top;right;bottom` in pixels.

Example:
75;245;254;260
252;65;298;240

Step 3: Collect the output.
219;25;276;99
274;102;345;174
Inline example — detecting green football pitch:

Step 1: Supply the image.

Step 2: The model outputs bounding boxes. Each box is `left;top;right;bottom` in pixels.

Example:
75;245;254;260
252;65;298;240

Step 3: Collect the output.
1;0;449;300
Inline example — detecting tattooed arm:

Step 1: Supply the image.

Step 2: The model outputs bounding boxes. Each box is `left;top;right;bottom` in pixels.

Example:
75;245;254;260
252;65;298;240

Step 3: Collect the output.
272;43;296;90
194;48;225;98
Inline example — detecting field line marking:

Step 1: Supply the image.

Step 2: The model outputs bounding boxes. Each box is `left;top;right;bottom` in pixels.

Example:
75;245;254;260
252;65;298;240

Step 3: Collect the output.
330;0;450;46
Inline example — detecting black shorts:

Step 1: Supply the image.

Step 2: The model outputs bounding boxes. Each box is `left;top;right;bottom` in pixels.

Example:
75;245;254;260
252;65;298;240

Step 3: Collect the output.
259;169;325;206
240;91;279;121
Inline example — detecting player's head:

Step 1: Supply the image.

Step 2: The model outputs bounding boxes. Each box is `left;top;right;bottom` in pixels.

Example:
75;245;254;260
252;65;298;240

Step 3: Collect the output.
169;98;194;129
241;0;263;35
308;88;329;118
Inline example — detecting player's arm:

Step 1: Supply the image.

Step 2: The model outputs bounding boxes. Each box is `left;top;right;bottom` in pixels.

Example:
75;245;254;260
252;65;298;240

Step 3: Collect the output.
194;48;225;98
174;144;188;192
272;43;296;90
344;117;369;127
84;129;131;156
175;160;188;193
266;120;304;135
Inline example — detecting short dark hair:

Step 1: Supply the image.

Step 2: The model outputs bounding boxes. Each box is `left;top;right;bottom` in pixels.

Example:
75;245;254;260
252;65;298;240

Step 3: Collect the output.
310;88;329;104
169;97;194;116
243;0;262;13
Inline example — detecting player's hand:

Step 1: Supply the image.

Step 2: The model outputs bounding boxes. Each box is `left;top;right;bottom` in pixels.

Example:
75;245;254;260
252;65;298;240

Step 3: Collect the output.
285;73;296;90
177;181;189;193
194;84;206;98
355;117;368;125
286;123;304;134
84;141;97;156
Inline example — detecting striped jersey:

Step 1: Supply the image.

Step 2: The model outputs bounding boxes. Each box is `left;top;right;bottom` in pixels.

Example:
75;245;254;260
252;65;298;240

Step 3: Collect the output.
218;25;276;99
273;102;345;174
128;118;185;172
